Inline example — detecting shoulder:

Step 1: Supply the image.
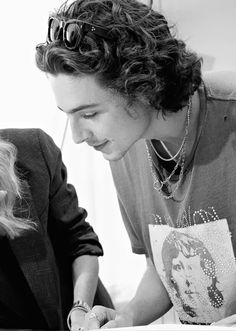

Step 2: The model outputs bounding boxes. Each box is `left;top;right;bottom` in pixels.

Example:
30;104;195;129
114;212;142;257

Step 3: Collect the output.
0;128;60;175
0;127;57;147
0;128;59;156
203;70;236;100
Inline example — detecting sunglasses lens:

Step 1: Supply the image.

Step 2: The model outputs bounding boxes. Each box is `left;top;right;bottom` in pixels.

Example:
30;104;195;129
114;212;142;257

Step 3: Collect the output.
48;18;61;42
65;22;82;49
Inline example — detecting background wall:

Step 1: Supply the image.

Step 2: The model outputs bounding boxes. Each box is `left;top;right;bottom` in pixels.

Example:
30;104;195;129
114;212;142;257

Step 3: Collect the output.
1;0;236;323
159;0;236;72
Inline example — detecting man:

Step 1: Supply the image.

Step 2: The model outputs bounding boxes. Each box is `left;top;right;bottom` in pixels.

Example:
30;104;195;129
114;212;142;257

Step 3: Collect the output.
35;0;236;328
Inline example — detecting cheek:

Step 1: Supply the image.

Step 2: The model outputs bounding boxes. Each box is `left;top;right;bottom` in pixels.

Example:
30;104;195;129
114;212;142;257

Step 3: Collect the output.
97;114;141;146
98;119;120;138
172;270;180;282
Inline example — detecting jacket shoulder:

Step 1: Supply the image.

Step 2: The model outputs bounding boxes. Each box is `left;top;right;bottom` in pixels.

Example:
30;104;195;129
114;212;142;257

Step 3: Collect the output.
0;128;60;179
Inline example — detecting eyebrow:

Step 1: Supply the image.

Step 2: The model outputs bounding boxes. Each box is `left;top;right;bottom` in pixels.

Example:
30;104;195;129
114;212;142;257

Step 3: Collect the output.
57;103;99;114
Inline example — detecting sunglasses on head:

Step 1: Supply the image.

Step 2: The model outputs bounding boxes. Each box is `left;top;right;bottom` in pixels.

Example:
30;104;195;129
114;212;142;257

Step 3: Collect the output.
47;16;111;50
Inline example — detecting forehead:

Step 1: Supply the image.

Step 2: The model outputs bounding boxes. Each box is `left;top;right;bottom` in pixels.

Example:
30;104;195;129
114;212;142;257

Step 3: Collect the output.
48;73;117;110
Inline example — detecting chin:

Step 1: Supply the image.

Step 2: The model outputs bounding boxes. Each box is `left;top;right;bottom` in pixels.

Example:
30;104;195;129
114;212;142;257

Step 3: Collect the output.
102;150;127;161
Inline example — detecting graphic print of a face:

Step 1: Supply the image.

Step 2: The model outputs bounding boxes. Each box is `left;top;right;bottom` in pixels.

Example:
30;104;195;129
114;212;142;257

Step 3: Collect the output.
162;231;223;318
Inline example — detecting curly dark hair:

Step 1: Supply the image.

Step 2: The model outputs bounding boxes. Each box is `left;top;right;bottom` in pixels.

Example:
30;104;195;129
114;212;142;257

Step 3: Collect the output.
35;0;202;113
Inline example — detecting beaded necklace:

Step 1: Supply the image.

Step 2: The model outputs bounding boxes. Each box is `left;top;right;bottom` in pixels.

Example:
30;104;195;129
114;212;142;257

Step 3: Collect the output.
146;98;192;200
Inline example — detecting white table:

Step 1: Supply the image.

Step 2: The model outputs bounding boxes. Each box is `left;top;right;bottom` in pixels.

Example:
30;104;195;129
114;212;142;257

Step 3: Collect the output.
91;324;235;330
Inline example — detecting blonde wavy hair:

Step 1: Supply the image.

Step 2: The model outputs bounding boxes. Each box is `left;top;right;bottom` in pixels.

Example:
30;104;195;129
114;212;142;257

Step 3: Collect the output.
0;139;35;239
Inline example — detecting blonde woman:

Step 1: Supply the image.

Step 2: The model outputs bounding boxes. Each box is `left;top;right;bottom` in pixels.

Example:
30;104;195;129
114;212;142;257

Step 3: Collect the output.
0;128;113;330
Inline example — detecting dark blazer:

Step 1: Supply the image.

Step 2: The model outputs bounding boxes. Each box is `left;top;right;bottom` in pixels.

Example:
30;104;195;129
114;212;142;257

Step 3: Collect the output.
0;128;113;330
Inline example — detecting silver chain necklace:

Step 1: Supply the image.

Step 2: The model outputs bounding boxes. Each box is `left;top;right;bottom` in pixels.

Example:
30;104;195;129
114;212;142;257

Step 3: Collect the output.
146;98;192;200
149;99;192;162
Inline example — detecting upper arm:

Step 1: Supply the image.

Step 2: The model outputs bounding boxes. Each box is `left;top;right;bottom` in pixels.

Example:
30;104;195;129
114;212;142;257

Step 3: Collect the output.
36;129;103;260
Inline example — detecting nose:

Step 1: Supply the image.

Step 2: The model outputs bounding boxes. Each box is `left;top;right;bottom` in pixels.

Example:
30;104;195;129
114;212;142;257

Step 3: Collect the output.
69;115;91;144
186;279;191;287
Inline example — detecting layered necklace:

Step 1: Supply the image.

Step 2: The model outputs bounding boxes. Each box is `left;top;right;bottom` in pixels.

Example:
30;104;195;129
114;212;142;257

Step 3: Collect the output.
146;98;192;200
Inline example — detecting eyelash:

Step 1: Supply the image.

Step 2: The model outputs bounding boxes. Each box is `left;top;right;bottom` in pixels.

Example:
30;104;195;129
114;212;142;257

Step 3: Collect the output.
82;113;97;119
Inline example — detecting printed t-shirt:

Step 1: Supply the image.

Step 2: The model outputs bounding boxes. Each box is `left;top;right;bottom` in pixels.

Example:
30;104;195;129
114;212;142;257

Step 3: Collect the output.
110;71;236;324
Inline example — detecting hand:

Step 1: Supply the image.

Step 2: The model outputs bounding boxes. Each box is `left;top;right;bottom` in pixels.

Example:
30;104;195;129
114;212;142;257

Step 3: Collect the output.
212;314;236;326
70;309;87;331
84;305;134;330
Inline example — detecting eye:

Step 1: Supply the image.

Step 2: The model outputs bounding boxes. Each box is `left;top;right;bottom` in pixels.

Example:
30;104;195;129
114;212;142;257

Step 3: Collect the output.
173;263;182;271
82;112;97;119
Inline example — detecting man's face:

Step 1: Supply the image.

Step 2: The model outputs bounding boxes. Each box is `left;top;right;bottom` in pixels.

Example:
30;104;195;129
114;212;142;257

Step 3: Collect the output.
48;74;153;161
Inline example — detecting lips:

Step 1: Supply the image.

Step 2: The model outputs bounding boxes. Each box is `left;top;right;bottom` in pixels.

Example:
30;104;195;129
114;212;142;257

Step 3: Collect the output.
89;141;109;151
185;290;198;295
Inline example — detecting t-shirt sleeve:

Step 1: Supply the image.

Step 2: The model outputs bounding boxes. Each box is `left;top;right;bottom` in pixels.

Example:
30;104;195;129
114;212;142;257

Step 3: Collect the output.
117;195;147;255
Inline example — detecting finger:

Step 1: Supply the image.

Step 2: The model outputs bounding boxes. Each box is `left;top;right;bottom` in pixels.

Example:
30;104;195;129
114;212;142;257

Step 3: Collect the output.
101;320;117;329
85;306;117;330
211;315;236;326
72;323;85;330
213;314;236;326
92;306;116;323
71;322;85;331
71;327;84;331
85;312;100;330
70;309;86;331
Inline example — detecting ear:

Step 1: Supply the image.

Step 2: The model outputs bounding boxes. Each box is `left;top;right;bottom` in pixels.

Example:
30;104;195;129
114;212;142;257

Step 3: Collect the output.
126;105;140;119
128;96;151;119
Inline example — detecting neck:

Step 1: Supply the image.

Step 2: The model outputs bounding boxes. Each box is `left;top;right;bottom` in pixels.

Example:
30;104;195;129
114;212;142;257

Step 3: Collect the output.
147;91;200;158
